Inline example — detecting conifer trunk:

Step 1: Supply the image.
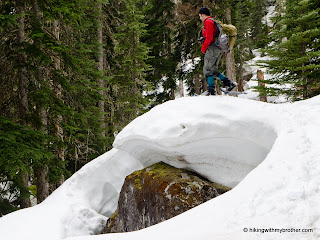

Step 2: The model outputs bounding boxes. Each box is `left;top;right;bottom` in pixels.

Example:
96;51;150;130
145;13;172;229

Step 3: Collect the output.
179;66;184;97
202;77;207;92
17;6;28;126
166;33;175;100
36;166;49;202
36;108;49;203
224;8;238;90
194;75;201;95
170;88;175;100
179;79;184;97
53;19;65;185
257;70;267;102
32;0;50;203
17;4;31;209
98;3;106;138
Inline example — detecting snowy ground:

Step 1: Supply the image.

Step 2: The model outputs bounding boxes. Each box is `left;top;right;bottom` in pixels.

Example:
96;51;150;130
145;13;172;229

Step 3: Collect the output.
238;49;292;104
1;95;320;240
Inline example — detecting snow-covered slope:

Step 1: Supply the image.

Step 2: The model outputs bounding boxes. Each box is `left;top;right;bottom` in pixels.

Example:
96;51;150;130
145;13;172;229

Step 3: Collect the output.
1;95;320;240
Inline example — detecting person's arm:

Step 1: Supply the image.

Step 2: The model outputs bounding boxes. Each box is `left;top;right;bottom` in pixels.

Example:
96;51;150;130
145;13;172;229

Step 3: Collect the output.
201;20;216;54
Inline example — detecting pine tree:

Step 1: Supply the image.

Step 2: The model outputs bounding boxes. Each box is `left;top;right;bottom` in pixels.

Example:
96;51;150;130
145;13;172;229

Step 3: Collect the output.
142;0;180;105
232;0;269;90
173;2;203;95
0;116;54;215
0;0;108;208
107;0;150;129
258;0;320;100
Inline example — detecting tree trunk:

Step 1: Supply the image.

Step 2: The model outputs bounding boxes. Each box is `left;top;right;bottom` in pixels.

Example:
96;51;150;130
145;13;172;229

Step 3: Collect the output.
170;88;175;100
225;50;237;83
257;70;267;102
225;8;238;90
17;6;28;126
98;3;106;138
32;0;50;203
215;79;222;95
194;74;201;95
36;107;49;203
201;77;207;92
179;79;184;97
53;19;65;185
17;4;31;208
237;62;245;92
179;66;184;97
36;166;49;202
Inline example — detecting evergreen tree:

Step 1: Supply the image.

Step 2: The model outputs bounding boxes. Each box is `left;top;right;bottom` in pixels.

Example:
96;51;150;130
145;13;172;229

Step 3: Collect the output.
110;0;150;128
174;1;203;95
0;116;54;215
231;0;269;89
0;0;109;208
258;0;320;100
142;0;180;105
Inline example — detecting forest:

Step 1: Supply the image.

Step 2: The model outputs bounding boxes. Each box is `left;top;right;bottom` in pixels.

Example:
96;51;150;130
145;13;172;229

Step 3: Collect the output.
0;0;319;215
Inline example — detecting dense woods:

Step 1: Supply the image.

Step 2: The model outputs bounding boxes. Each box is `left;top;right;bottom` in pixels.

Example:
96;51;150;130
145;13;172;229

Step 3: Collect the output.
0;0;319;215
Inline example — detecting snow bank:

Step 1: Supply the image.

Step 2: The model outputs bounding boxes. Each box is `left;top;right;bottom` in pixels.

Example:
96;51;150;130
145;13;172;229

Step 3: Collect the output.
114;97;278;188
1;95;320;240
0;149;143;239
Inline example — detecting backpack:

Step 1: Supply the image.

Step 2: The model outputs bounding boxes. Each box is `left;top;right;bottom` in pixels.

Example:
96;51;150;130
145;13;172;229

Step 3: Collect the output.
210;18;237;53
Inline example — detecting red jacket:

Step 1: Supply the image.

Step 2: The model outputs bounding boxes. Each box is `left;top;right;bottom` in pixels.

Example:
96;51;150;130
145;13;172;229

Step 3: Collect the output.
201;17;217;54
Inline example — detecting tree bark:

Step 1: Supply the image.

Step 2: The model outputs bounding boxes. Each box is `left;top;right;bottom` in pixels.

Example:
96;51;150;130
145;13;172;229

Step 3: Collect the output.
194;74;201;95
201;77;207;92
257;70;267;102
36;166;49;202
224;8;238;91
36;107;49;203
17;6;28;126
170;88;175;100
32;0;50;203
179;66;184;97
53;19;65;185
225;50;237;83
17;4;31;208
237;62;245;92
179;79;184;97
98;3;106;138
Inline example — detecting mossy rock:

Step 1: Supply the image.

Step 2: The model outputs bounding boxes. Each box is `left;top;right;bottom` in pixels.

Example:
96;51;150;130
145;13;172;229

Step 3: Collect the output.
104;162;230;233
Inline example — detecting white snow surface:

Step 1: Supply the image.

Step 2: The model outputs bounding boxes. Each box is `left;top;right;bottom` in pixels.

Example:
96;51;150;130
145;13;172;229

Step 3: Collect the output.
1;96;320;240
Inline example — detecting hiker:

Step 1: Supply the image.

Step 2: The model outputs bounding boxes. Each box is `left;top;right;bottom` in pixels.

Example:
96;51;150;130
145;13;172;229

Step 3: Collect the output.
198;7;237;96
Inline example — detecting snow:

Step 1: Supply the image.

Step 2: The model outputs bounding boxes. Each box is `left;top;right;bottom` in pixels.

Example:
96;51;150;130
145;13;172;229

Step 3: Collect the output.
240;49;292;103
263;5;276;27
0;149;143;239
1;94;320;240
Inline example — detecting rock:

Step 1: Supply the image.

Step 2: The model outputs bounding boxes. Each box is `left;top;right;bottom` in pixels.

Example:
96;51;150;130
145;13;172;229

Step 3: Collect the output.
104;162;230;233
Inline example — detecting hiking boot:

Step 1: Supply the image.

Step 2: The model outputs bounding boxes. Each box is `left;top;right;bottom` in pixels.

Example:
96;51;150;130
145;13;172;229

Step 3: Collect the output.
222;78;237;91
201;89;216;96
226;81;237;91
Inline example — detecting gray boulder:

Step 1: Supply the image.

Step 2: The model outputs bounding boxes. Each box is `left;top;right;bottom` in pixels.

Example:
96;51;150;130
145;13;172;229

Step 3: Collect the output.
104;162;230;233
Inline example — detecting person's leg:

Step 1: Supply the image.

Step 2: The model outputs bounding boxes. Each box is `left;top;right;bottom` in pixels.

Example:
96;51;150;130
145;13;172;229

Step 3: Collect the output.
203;46;222;94
203;46;237;92
209;48;237;91
215;72;235;90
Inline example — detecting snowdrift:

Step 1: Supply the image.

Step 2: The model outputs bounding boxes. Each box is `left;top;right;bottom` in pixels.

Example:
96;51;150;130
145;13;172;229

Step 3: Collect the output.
1;96;319;240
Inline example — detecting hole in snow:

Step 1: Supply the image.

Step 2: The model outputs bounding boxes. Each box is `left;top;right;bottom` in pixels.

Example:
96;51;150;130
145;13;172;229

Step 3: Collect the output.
119;120;277;188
